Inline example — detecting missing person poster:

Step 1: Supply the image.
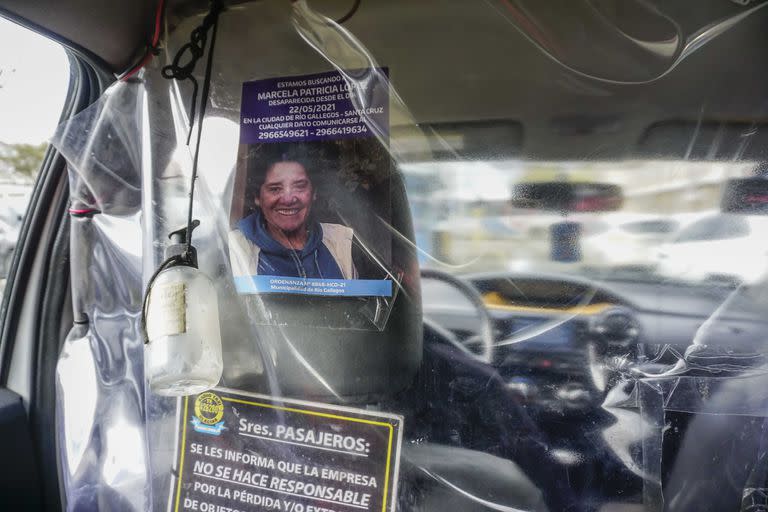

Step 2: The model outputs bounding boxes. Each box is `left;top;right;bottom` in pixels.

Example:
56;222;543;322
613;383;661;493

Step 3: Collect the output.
229;68;393;297
171;388;403;512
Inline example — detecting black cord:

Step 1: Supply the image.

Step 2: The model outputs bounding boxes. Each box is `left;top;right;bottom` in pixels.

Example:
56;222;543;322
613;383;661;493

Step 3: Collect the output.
336;0;361;23
186;2;221;256
161;0;224;145
141;254;185;344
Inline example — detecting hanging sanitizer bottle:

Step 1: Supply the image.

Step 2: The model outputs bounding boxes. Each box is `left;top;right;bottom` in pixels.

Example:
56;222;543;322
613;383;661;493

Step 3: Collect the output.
144;222;223;396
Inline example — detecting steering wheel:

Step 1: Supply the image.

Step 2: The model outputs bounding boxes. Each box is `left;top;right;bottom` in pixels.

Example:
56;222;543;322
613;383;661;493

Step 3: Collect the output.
420;268;496;364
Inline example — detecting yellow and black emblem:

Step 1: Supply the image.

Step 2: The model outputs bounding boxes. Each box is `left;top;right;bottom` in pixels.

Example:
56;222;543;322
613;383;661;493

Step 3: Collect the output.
194;392;224;425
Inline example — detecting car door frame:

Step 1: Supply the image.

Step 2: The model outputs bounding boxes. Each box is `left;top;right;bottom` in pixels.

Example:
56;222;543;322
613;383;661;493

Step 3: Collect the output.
0;27;112;507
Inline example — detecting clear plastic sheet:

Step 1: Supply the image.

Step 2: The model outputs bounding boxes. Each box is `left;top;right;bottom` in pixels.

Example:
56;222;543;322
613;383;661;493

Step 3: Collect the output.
50;0;768;510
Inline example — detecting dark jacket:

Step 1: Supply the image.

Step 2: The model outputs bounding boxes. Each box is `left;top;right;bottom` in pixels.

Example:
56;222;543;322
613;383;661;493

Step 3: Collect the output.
236;210;344;279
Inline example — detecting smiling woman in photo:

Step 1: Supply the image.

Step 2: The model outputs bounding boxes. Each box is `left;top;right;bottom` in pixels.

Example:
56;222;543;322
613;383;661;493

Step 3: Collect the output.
228;148;357;280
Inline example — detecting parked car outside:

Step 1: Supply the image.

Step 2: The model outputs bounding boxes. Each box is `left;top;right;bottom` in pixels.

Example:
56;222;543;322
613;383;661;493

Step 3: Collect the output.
581;213;681;270
657;213;768;285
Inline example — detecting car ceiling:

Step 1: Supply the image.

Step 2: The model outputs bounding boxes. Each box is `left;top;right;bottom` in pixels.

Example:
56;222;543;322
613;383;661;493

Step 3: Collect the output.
0;0;157;72
1;0;768;160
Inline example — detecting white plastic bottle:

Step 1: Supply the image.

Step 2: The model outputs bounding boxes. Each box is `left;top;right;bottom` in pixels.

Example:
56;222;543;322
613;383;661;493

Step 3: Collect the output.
144;229;223;396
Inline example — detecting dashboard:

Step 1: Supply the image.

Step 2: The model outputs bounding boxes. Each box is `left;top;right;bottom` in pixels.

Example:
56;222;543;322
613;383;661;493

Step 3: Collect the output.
422;272;768;415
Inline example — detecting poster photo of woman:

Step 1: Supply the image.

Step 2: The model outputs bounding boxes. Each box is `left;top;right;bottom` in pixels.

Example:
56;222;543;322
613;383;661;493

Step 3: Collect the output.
230;144;357;279
228;140;393;297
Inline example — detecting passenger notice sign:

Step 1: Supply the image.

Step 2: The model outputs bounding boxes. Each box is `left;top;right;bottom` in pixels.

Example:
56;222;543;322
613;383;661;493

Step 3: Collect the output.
171;388;403;512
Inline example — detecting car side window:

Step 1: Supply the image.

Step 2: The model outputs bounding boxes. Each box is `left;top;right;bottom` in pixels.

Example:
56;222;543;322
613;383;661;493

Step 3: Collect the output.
0;18;68;290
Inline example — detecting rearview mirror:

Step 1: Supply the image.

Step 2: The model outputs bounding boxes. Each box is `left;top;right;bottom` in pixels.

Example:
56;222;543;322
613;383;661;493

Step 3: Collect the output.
721;177;768;214
511;182;623;212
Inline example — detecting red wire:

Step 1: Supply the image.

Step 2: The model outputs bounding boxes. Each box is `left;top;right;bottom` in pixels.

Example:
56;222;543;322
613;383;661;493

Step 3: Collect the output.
120;0;166;81
151;0;164;47
68;208;100;215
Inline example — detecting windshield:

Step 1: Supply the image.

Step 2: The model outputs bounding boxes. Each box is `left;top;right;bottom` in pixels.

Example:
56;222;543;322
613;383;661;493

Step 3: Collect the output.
409;160;763;285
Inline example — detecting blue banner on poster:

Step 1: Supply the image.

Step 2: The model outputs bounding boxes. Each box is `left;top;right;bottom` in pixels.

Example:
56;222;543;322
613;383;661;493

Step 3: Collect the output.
191;418;227;436
234;276;392;297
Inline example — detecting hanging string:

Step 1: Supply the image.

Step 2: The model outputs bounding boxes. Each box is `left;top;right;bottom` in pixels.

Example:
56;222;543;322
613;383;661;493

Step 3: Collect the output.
142;0;223;343
161;0;224;260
